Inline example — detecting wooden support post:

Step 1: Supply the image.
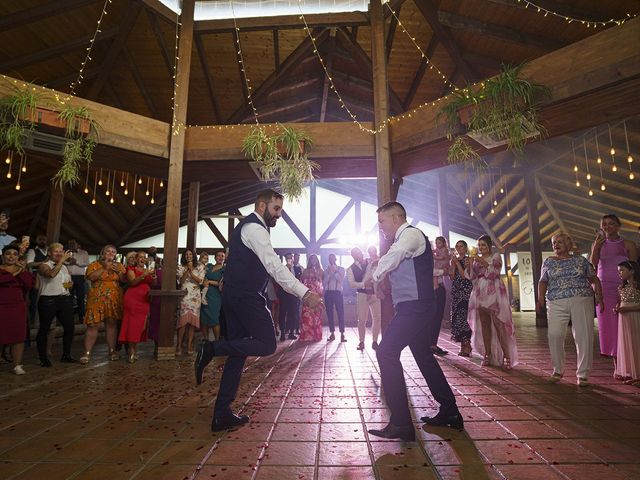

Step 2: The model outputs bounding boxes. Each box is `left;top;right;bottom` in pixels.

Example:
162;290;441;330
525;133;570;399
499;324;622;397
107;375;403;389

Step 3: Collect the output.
186;181;200;252
310;182;317;246
523;172;546;327
437;171;450;242
157;0;196;360
355;200;362;235
46;186;64;243
371;0;394;335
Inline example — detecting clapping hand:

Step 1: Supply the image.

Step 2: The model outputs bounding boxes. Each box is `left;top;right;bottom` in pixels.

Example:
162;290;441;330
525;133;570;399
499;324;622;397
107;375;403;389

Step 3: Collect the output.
303;291;324;309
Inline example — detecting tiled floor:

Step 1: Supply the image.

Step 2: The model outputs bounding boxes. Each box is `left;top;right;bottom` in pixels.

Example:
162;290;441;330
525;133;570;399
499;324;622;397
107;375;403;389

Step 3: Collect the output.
1;313;639;480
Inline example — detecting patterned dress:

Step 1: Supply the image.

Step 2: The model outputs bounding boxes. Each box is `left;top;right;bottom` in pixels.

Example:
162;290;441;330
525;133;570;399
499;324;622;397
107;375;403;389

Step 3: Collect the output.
84;261;125;324
299;268;324;342
466;253;518;367
176;263;205;328
615;284;640;380
450;256;473;343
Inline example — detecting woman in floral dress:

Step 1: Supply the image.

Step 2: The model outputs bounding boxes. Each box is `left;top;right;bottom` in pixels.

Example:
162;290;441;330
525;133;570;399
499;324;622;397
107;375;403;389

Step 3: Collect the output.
299;254;324;342
176;249;204;355
450;240;473;356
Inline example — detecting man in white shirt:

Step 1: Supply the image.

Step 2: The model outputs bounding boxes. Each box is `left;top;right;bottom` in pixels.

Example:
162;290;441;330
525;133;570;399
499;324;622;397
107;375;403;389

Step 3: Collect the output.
65;239;90;323
368;201;462;441
347;247;381;350
323;253;346;342
195;189;323;432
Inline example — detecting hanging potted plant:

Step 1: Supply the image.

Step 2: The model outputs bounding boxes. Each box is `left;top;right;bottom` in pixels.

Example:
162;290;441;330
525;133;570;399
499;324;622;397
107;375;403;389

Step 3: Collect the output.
438;64;550;167
242;124;317;199
0;86;40;155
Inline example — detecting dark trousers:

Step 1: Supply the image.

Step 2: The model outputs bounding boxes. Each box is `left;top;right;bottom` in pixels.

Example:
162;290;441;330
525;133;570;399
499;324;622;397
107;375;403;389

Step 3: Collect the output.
376;299;457;426
324;290;345;333
212;289;277;418
37;295;75;360
70;275;86;322
278;294;299;335
429;285;446;346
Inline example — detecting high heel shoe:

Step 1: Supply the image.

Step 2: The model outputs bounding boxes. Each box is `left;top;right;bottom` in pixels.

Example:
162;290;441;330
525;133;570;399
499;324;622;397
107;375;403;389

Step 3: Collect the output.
127;352;137;364
458;341;472;357
109;349;119;361
481;354;490;366
503;357;512;370
79;351;91;365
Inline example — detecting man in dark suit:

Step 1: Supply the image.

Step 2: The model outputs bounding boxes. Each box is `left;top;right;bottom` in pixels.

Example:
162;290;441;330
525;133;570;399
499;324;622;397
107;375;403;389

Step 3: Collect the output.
195;189;322;432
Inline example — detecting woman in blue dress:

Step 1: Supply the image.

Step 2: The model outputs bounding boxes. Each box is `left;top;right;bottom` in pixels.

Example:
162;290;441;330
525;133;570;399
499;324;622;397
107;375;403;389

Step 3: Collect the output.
200;251;225;340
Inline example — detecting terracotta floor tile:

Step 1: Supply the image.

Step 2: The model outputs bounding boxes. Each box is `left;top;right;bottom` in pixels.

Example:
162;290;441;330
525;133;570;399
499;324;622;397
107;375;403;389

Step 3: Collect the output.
494;464;566;480
259;440;317;465
0;461;30;479
461;421;516;440
271;422;319;441
572;438;640;462
148;439;215;465
554;463;633;480
317;466;376;479
139;464;249;480
370;443;428;466
205;441;264;466
320;423;367;442
499;420;565;439
435;464;501;480
255;465;314;479
472;440;543;465
377;465;438;480
9;462;86;480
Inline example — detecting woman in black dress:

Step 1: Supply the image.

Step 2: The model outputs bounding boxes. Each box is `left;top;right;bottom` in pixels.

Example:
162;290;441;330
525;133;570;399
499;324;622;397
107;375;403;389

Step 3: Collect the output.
450;240;474;356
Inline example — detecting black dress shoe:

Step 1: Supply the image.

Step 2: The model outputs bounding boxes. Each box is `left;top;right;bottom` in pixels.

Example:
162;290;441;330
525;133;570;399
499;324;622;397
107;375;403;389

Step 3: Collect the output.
40;358;52;367
421;411;464;430
60;355;79;363
341;333;347;342
327;333;335;341
195;341;215;386
280;334;286;342
357;342;364;350
372;341;378;350
211;413;250;432
288;333;297;340
432;346;449;356
368;423;415;441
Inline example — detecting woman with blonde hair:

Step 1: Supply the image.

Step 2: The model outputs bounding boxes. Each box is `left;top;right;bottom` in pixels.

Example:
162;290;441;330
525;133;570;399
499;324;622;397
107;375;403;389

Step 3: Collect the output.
80;244;127;363
538;233;602;387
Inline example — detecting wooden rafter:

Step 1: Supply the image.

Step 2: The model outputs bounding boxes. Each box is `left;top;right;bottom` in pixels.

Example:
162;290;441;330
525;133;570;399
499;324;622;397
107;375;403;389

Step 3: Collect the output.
413;0;476;84
46;67;100;90
316;199;356;245
87;1;142;100
232;30;251;108
403;36;438;110
385;5;401;64
534;174;570;237
147;8;174;80
281;210;311;248
203;218;228;247
118;189;168;245
0;0;101;31
486;0;606;23
28;187;51;237
104;82;125;109
0;28;117;72
437;11;565;51
272;30;281;72
383;0;408;19
194;33;222;123
122;47;159;118
320;33;337;122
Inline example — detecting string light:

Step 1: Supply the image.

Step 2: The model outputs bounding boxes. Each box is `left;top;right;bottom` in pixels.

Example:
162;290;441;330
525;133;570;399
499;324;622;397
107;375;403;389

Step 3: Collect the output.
583;139;594;196
83;166;90;194
151;178;156;204
110;171;116;204
514;0;636;27
170;9;183;136
623;120;636;180
608;125;618;172
5;151;12;179
504;177;511;217
595;129;605;191
124;172;129;195
69;0;113;95
132;175;137;205
105;169;111;195
91;171;98;205
15;154;24;190
145;176;150;195
120;171;125;187
572;141;580;187
98;167;103;186
159;179;164;188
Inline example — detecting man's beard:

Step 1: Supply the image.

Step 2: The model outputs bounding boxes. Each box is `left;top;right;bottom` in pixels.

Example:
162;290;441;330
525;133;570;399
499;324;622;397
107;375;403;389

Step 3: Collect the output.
264;210;278;227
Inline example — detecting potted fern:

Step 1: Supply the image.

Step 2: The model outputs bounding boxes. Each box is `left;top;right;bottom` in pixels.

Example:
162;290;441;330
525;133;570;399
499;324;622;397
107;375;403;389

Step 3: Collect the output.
0;87;40;155
438;64;549;168
54;105;98;188
242;124;317;199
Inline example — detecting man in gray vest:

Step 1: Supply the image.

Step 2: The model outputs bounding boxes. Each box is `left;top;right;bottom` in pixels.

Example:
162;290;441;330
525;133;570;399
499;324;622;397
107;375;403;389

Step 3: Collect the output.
368;201;462;441
347;247;381;350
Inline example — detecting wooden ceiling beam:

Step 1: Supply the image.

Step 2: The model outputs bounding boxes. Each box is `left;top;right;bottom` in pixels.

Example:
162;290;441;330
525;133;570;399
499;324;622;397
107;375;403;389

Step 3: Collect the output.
461;51;503;73
437;11;565;51
104;82;125;109
386;5;401;64
202;218;228;247
45;67;100;90
232;30;251;108
413;0;476;83
122;47;160;119
194;33;222;123
403;36;438;110
243;97;319;123
87;1;143;100
118;188;168;245
0;28;118;72
140;0;177;24
320;34;337;122
268;76;323;98
147;7;175;80
195;11;368;33
0;0;102;31
273;30;281;72
486;0;607;24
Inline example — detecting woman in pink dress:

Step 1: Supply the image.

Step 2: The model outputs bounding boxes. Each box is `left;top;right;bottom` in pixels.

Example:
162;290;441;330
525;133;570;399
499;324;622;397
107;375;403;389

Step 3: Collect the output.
119;251;156;363
590;214;638;359
299;254;324;342
466;235;518;369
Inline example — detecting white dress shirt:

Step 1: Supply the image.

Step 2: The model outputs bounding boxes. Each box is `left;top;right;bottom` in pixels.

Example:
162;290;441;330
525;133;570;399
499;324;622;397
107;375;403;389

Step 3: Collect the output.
372;223;426;281
39;260;72;296
323;265;345;291
66;248;90;276
26;246;48;264
240;212;308;299
347;261;374;290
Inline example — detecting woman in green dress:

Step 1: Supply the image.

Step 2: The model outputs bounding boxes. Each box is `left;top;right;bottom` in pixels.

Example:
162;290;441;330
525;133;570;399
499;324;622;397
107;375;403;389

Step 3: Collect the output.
200;251;225;340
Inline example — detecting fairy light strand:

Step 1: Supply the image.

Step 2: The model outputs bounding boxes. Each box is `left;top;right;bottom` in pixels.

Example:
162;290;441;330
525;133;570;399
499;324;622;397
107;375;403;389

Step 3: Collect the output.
623;120;636;180
595;129;605;191
608;125;618;172
514;0;636;28
572;141;580;187
583;139;593;196
69;0;113;95
171;10;183;136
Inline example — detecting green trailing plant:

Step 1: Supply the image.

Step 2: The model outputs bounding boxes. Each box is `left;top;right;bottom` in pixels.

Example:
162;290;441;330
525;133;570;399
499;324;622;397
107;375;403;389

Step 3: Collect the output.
242;124;317;199
447;137;485;171
0;86;40;155
53;104;99;189
438;64;550;167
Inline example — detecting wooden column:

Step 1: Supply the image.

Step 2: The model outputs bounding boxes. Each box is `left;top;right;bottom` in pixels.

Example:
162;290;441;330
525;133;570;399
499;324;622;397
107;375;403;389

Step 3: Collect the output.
371;0;394;335
157;0;196;360
186;181;200;251
46;186;64;243
436;171;450;241
523;172;546;327
309;182;317;247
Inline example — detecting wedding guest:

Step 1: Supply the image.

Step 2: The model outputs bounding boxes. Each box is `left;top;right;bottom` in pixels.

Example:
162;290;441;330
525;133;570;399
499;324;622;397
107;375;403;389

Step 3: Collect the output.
0;243;34;375
278;253;300;341
65;239;89;324
538;233;602;387
265;277;280;337
466;235;518;369
590;214;637;360
449;240;473;356
119;251;155;363
37;243;77;366
201;251;225;341
292;253;304;334
323;253;346;342
614;261;640;386
0;208;17;252
299;254;324;342
176;249;204;355
25;234;48;341
81;245;127;363
148;258;163;355
431;236;451;356
347;247;381;350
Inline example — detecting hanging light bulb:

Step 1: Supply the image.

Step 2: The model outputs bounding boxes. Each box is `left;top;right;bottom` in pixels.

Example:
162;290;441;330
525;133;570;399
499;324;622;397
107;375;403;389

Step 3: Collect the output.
6;172;11;179
15;183;20;190
98;178;103;186
597;157;602;164
499;187;504;194
628;154;634;163
132;199;136;205
470;211;474;217
588;189;594;196
573;165;578;172
481;190;485;196
105;188;110;196
159;180;164;187
4;155;10;164
630;172;636;180
576;180;581;187
610;146;615;156
507;211;511;217
477;192;482;199
84;187;89;194
124;188;128;195
110;197;114;204
91;198;96;205
586;173;591;180
138;177;143;185
491;208;495;214
613;164;618;172
150;198;155;204
21;165;26;173
493;200;497;206
465;198;469;204
601;183;606;191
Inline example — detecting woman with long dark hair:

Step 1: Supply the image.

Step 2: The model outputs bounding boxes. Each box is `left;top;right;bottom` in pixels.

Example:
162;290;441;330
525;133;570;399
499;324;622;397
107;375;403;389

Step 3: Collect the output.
449;240;473;356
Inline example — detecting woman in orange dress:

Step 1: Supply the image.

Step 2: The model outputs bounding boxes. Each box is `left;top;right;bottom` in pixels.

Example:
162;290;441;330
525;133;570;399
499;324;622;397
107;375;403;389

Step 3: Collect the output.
80;244;127;364
119;251;156;363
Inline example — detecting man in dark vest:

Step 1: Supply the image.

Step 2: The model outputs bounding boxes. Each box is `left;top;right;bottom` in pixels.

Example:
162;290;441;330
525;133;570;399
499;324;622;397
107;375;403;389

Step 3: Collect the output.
347;247;381;350
368;201;463;441
195;189;323;431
